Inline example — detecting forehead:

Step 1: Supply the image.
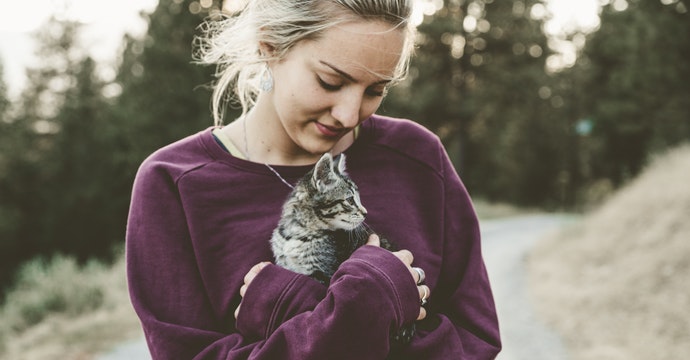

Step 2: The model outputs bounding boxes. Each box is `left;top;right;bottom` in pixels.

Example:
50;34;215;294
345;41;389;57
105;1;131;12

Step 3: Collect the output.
296;20;406;81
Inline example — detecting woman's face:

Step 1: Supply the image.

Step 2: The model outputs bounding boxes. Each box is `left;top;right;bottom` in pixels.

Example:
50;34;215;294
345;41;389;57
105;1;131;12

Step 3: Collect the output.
264;20;406;157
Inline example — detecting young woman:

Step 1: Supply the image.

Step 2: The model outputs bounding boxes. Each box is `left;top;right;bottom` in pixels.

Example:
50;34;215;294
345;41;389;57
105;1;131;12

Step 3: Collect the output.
126;0;501;358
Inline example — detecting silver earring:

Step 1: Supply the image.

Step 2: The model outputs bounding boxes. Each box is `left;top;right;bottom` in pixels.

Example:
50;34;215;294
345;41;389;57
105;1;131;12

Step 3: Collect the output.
260;65;273;92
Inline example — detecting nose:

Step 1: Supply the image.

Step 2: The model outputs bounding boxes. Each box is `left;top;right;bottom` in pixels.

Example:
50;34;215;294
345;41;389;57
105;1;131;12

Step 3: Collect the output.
330;91;362;127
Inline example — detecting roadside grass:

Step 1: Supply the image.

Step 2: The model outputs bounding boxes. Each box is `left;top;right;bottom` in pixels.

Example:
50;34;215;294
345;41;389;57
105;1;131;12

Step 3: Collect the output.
0;196;528;359
529;143;690;360
0;250;142;360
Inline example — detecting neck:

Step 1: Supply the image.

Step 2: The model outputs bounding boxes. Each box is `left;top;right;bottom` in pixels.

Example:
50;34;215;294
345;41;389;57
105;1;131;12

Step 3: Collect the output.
244;98;323;165
243;113;321;166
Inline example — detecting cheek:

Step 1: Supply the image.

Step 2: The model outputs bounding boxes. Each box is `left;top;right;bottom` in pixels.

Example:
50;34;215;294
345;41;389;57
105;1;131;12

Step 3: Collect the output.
278;76;327;114
360;98;384;120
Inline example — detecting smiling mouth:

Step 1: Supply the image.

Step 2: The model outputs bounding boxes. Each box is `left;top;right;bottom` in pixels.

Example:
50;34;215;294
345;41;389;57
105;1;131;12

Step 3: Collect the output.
315;122;346;138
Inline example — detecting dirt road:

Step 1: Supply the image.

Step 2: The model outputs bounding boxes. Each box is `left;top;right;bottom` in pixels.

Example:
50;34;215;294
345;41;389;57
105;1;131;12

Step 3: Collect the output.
482;214;574;360
99;214;574;359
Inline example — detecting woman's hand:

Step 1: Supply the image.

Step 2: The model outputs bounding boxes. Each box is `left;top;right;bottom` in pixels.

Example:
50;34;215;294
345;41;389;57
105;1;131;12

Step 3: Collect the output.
235;261;271;319
366;234;429;321
235;235;430;321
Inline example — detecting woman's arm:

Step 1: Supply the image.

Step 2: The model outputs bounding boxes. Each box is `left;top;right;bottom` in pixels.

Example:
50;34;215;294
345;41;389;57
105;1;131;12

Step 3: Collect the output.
234;245;420;359
403;150;502;359
127;159;420;360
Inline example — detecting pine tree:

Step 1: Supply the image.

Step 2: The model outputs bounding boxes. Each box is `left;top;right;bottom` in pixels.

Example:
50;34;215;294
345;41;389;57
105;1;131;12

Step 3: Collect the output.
574;0;689;186
113;0;226;168
0;17;96;288
383;0;569;206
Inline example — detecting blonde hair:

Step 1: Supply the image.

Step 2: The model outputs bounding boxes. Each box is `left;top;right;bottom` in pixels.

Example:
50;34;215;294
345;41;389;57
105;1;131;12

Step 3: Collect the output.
194;0;415;126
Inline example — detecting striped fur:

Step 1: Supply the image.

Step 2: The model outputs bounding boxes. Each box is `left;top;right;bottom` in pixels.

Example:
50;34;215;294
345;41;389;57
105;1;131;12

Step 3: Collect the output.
270;153;378;283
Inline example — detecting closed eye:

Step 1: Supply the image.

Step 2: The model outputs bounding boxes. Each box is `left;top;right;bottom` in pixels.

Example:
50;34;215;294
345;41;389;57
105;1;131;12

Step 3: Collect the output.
318;76;386;97
317;76;342;91
366;86;386;97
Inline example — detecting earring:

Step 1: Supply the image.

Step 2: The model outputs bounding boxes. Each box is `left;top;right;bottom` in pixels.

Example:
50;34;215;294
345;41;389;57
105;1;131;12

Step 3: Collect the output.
260;65;273;92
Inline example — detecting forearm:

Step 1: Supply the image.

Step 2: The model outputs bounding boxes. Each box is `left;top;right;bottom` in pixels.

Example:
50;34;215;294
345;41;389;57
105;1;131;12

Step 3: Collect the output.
234;245;420;359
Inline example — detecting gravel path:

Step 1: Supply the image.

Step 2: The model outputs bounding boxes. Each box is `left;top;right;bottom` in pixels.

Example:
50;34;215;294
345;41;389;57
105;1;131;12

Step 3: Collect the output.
97;337;150;360
482;214;574;360
100;214;574;359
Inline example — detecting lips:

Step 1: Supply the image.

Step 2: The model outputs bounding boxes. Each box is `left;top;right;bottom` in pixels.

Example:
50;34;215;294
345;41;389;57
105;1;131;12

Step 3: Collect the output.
315;122;346;138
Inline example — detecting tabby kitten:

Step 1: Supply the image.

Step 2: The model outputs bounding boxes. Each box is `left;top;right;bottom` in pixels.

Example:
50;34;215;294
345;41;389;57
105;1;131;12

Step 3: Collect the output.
270;153;415;347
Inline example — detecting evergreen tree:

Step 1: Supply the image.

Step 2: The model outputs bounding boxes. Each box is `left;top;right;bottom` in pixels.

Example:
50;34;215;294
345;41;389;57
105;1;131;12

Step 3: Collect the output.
0;17;92;288
575;0;690;186
0;61;19;279
37;56;124;259
113;0;226;169
0;62;9;117
0;0;230;292
383;0;568;206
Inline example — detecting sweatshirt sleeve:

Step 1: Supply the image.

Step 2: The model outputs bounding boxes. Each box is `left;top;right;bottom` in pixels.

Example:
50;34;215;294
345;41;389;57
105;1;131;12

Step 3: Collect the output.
127;158;229;359
127;157;420;360
401;149;502;359
234;245;420;359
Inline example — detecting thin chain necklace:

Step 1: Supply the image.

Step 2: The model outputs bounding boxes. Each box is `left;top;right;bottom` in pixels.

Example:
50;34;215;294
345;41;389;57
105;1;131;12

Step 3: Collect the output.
242;117;295;189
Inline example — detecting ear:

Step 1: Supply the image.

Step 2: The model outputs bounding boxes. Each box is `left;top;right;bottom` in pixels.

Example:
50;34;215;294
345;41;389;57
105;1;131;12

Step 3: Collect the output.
335;154;347;175
258;41;276;59
312;153;335;191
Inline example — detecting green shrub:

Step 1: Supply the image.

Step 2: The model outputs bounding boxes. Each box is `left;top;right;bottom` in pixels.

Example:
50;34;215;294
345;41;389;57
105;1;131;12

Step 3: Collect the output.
0;255;109;334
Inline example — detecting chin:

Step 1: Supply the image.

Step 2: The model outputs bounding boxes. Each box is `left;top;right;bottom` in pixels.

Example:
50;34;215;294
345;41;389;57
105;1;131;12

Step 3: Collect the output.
301;140;339;156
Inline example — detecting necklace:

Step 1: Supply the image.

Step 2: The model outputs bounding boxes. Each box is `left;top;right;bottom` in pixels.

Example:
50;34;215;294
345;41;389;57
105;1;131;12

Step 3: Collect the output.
242;117;295;189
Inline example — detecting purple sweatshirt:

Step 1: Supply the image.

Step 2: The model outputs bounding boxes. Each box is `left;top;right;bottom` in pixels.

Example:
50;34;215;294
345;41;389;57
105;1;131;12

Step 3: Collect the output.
126;115;501;359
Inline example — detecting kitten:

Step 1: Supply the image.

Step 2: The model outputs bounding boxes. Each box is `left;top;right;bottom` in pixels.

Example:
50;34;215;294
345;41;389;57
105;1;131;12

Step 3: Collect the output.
270;153;415;347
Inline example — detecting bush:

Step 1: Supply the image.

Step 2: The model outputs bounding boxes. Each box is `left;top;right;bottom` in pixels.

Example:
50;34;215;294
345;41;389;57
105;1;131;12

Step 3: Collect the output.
0;255;111;337
0;249;138;358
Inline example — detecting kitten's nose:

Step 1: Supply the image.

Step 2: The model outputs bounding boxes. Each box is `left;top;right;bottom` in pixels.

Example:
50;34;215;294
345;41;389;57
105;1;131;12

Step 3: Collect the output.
360;205;367;215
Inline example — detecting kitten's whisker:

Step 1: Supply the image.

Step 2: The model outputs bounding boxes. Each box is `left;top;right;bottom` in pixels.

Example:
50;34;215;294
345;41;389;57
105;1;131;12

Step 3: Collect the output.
361;221;375;234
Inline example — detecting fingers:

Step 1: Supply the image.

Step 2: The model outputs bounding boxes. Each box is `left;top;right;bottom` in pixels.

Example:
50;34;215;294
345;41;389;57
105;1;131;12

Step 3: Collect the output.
417;285;430;320
243;261;270;285
390;249;429;320
417;305;427;321
236;261;270;319
411;267;425;285
366;233;381;247
393;249;414;266
419;285;430;305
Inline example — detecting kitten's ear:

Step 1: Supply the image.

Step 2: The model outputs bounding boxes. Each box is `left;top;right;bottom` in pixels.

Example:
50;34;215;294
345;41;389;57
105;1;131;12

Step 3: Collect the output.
313;153;335;191
335;154;347;175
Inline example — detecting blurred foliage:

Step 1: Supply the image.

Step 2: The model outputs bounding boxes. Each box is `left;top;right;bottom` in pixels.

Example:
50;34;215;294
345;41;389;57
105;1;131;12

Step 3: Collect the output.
0;255;106;334
0;0;223;294
0;0;688;293
567;0;690;187
383;0;570;207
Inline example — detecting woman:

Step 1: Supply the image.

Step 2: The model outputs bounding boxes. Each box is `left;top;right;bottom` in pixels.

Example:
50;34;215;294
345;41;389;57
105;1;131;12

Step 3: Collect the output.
126;0;501;359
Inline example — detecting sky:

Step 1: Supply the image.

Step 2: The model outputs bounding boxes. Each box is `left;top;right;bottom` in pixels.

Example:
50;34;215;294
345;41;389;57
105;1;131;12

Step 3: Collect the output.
0;0;158;98
0;0;601;98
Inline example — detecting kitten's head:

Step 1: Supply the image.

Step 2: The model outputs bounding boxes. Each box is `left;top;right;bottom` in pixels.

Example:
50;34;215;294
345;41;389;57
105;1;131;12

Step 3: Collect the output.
299;153;367;231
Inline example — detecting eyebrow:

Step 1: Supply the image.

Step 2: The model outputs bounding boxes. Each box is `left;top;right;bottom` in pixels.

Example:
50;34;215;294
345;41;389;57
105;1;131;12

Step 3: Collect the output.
319;60;391;85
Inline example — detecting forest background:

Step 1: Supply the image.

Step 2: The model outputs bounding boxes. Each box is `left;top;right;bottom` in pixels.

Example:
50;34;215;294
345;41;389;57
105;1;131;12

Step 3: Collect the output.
0;0;687;318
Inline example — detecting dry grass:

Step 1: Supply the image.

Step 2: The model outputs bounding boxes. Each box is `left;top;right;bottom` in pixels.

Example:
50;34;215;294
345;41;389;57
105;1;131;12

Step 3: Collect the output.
528;144;690;360
0;252;142;360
